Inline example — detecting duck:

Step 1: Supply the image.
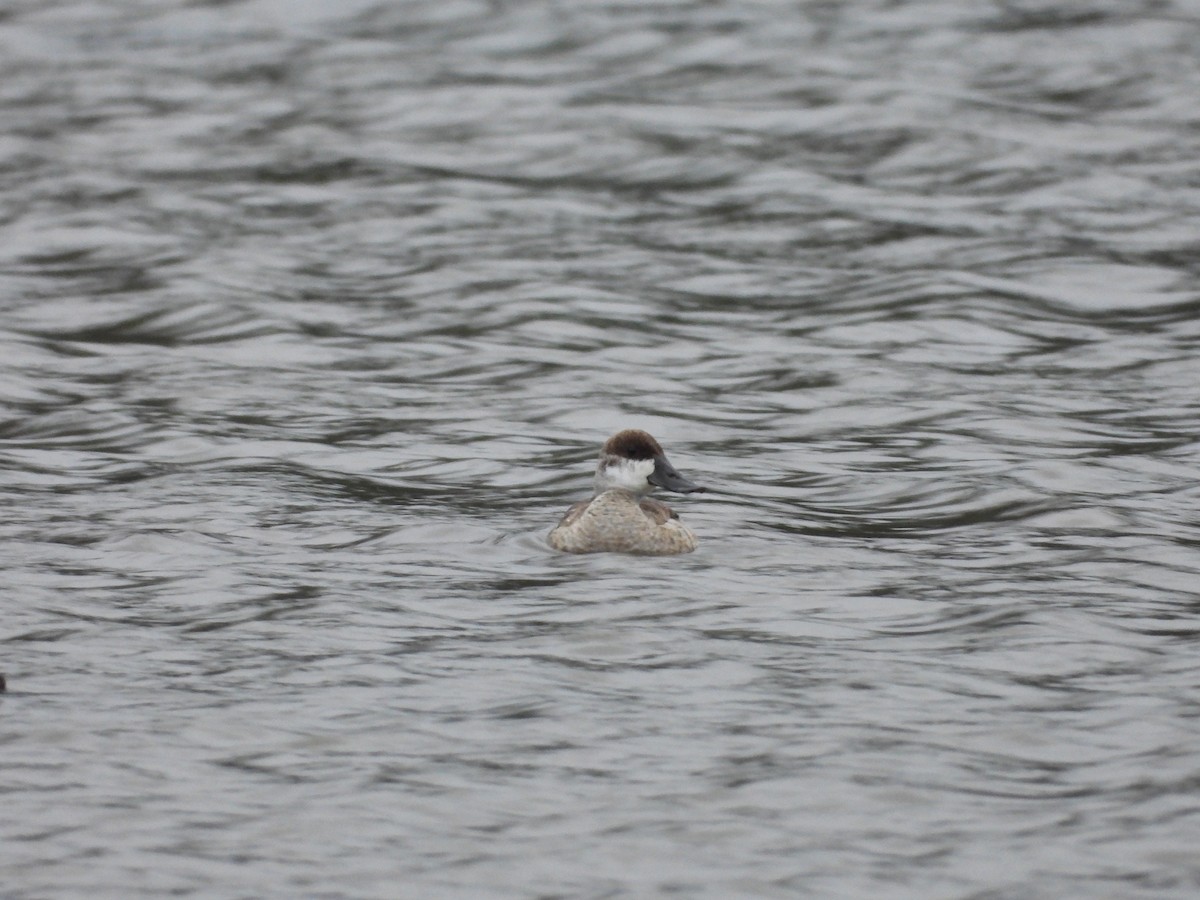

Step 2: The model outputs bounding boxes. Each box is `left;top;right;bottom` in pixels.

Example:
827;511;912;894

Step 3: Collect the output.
548;429;705;555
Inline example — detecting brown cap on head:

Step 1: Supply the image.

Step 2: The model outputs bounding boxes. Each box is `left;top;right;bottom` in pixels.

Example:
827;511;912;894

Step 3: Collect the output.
602;429;663;460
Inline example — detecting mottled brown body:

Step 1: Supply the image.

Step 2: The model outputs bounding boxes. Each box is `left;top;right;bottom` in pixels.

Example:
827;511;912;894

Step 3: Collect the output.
548;488;698;555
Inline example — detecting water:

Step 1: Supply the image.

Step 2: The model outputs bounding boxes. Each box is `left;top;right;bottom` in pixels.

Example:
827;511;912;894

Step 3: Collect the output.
4;0;1200;896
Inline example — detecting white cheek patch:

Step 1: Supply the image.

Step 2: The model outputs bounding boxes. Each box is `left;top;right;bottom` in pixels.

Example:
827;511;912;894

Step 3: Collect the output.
600;457;655;492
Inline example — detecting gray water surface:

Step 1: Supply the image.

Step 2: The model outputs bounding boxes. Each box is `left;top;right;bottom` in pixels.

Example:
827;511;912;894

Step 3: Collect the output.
4;1;1200;897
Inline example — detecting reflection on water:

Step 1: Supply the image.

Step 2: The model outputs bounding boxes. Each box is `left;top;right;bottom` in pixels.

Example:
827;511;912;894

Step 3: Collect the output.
3;0;1200;896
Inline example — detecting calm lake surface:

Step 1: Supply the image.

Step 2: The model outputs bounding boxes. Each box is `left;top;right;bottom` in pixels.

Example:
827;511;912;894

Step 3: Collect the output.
4;1;1200;897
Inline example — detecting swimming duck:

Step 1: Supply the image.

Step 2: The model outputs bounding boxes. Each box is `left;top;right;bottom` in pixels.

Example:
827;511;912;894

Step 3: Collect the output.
548;429;705;555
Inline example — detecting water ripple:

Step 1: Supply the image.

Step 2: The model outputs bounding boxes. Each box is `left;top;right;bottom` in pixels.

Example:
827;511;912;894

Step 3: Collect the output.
3;1;1200;898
